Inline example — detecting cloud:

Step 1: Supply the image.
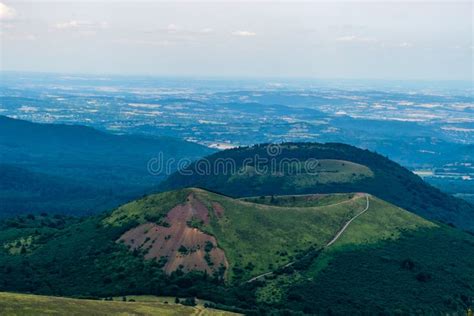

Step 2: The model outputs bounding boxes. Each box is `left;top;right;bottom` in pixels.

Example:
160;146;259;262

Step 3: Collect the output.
138;24;214;45
232;30;257;37
335;35;376;43
113;38;174;47
398;42;412;48
55;20;81;29
55;20;108;30
200;28;213;34
144;24;213;37
0;2;15;20
166;24;213;35
379;41;414;49
112;24;215;47
166;23;179;32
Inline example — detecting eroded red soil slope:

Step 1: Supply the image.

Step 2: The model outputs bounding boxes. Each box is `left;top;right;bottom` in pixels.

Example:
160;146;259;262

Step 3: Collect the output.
118;194;228;275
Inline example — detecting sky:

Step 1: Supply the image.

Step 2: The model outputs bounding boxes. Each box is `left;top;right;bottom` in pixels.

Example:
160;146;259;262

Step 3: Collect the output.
0;0;472;80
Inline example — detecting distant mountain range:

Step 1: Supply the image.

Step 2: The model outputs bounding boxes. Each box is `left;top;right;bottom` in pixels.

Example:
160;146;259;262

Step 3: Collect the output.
0;164;128;217
0;115;214;217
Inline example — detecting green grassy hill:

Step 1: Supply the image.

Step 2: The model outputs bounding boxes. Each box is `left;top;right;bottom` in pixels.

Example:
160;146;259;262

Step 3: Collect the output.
230;159;374;186
0;188;472;314
104;188;378;282
0;292;238;316
160;142;474;232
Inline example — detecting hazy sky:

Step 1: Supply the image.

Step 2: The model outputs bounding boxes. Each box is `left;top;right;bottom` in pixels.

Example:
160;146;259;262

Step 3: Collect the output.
0;1;472;80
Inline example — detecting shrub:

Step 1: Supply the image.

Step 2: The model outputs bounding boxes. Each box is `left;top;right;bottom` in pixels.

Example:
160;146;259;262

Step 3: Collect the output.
178;245;188;254
182;297;196;306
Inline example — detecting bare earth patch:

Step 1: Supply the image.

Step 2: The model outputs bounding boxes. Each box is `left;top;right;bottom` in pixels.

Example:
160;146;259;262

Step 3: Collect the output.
118;194;228;275
212;202;225;218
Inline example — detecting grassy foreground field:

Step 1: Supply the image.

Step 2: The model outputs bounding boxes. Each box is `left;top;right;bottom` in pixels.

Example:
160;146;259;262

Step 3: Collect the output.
0;292;239;316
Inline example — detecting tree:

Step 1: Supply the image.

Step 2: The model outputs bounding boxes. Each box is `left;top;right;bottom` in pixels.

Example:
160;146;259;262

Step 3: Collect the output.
182;297;196;306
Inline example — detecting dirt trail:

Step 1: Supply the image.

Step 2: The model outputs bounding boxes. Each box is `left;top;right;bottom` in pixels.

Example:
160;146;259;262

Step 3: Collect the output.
246;194;370;283
326;194;369;247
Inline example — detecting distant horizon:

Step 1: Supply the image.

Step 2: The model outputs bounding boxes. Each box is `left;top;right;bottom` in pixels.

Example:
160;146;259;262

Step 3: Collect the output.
1;70;473;85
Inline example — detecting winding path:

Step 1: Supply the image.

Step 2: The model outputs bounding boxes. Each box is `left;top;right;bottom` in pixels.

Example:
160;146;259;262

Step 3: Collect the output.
245;194;370;283
326;194;370;247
